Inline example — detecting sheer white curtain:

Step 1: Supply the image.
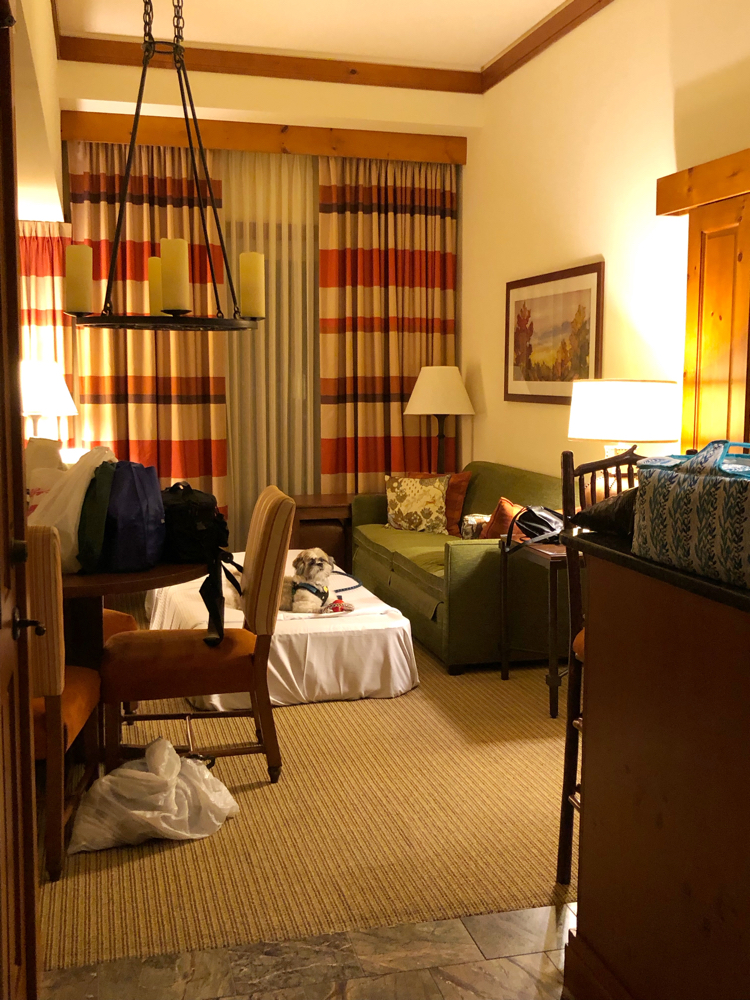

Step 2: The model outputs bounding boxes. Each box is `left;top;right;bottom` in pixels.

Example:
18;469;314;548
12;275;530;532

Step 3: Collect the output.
215;151;319;546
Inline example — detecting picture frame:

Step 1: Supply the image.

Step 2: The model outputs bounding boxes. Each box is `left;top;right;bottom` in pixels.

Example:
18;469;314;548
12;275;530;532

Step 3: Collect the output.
504;261;604;405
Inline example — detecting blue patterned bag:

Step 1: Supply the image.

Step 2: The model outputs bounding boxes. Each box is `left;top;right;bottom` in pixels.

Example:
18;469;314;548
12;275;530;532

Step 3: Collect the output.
632;441;750;589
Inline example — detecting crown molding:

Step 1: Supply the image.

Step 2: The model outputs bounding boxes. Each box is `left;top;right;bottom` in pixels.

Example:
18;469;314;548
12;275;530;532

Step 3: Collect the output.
481;0;616;91
57;0;617;96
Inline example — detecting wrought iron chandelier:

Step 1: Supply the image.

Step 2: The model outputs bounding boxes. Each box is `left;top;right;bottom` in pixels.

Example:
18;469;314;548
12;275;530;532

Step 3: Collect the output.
68;0;259;331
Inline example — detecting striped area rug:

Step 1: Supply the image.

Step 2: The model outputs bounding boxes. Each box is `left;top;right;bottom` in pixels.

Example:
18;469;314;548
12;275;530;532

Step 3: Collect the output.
40;646;577;970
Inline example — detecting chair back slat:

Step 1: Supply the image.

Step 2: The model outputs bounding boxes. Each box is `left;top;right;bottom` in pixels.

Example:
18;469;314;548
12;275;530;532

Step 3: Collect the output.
627;463;636;488
241;486;296;637
27;525;65;698
577;475;587;512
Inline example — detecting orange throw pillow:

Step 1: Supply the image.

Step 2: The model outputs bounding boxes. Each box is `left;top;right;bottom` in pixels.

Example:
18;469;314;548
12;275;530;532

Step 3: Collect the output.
480;497;528;540
405;471;472;536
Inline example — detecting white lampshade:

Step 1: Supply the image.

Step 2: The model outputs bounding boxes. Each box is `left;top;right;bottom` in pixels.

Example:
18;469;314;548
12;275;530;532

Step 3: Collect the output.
404;366;475;416
21;361;78;419
568;379;680;443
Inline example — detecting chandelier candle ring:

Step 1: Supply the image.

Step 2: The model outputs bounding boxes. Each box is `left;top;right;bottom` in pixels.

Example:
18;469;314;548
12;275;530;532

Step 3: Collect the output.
64;0;264;332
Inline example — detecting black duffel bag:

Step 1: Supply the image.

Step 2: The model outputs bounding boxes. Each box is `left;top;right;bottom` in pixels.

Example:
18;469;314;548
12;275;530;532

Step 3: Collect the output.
161;482;241;646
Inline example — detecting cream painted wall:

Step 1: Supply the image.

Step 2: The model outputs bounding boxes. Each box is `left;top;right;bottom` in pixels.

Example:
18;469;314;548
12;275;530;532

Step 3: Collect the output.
57;60;484;135
12;0;64;220
459;0;750;477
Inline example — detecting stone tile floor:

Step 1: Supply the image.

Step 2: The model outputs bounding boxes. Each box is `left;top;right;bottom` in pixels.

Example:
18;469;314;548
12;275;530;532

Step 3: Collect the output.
40;903;577;999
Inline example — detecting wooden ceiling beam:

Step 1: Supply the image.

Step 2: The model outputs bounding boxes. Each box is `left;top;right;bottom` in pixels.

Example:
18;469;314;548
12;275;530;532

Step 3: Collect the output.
481;0;616;91
58;36;483;95
60;110;468;165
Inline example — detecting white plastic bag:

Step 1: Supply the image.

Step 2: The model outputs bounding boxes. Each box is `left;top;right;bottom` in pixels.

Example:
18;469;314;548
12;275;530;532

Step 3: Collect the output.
68;738;239;854
28;446;116;572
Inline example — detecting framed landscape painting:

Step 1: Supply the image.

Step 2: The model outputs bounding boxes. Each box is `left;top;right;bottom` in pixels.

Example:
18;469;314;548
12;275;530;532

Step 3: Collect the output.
504;261;604;405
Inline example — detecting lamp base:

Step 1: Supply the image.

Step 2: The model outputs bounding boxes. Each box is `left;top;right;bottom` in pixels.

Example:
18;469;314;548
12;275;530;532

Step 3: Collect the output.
436;414;447;475
603;441;635;459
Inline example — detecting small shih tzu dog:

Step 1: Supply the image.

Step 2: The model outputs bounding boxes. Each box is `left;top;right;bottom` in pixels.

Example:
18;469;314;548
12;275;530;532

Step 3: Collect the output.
280;548;337;613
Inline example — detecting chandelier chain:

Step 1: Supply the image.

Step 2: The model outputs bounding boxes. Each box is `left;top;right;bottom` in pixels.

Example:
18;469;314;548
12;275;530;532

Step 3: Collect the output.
173;0;184;46
142;0;153;43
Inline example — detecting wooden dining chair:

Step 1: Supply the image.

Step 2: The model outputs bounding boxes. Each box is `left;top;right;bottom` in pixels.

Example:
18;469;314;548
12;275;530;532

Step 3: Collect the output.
101;485;295;781
556;446;642;885
27;525;103;881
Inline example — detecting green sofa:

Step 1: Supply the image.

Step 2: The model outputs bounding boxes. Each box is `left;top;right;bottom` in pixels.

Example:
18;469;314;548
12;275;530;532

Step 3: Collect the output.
352;460;568;674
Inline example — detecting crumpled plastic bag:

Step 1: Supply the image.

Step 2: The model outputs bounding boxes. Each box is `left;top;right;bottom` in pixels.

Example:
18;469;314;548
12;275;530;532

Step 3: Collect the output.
68;738;239;854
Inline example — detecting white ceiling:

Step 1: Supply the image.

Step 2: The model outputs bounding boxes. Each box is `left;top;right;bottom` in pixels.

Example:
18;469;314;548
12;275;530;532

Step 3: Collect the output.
55;0;566;72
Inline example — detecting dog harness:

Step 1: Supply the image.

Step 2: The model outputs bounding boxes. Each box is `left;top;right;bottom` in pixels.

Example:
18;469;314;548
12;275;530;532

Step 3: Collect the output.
291;581;330;605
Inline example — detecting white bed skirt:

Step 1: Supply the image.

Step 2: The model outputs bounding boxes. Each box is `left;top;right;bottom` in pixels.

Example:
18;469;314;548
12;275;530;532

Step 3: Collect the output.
146;552;419;707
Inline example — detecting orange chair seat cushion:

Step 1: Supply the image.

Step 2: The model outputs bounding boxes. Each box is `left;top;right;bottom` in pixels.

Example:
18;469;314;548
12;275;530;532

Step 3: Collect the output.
101;628;258;703
33;665;101;759
572;628;585;662
102;608;138;642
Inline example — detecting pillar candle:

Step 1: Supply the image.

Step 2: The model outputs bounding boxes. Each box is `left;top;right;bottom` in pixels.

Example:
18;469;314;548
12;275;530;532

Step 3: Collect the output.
64;244;93;315
160;238;191;313
147;256;164;315
239;251;265;319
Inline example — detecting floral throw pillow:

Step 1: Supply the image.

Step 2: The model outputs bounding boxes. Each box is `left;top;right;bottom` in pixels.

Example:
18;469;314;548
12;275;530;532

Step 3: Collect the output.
385;475;450;534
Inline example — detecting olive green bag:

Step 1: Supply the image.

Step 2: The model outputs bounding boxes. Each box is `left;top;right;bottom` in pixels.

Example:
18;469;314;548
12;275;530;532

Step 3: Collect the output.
77;460;116;573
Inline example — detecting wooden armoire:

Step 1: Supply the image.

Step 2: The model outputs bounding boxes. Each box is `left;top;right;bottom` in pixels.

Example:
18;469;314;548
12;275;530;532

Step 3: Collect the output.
658;149;750;448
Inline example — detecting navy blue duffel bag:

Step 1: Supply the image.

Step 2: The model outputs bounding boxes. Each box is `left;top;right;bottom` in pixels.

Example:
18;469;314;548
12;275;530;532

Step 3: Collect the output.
100;461;166;572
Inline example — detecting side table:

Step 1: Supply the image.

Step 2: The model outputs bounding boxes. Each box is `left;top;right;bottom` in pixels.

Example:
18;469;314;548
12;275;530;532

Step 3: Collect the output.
500;541;570;718
291;494;354;572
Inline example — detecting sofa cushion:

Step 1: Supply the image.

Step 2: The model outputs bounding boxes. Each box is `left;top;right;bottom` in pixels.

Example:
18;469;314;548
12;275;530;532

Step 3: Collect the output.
386;474;450;534
480;497;529;540
354;523;447;562
405;471;472;536
462;461;562;514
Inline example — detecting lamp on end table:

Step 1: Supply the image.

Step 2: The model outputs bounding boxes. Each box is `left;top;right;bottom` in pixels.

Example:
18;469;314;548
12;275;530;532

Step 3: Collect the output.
404;366;475;474
20;359;78;440
568;379;680;457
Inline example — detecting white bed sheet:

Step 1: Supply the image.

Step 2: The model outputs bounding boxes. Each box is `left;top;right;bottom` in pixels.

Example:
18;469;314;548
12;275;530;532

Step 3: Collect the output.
146;551;419;707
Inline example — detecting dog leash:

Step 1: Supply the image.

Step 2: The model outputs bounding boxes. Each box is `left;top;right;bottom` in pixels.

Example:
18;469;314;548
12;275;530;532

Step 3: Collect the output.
331;569;363;598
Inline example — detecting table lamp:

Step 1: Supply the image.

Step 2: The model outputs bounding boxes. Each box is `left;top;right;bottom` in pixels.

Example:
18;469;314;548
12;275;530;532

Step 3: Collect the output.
21;360;78;440
404;366;475;474
568;379;680;456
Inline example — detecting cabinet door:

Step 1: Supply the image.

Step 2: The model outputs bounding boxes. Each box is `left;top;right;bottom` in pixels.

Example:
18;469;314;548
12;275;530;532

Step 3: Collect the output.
683;195;750;449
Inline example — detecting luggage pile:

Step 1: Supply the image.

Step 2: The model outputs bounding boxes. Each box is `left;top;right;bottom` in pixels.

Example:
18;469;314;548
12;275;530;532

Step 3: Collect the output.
28;449;233;641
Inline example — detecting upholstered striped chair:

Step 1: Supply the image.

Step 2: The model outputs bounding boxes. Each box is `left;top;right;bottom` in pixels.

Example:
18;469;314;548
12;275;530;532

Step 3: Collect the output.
27;525;104;881
101;486;296;782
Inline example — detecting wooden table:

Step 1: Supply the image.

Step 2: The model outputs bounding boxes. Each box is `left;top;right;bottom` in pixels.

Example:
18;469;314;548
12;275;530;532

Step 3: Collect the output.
562;531;750;1000
291;494;354;572
62;563;206;669
500;541;569;718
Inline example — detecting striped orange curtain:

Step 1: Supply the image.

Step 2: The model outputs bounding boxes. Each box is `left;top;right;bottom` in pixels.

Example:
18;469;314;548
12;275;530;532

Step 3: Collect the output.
18;221;75;442
318;157;457;494
67;141;228;509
